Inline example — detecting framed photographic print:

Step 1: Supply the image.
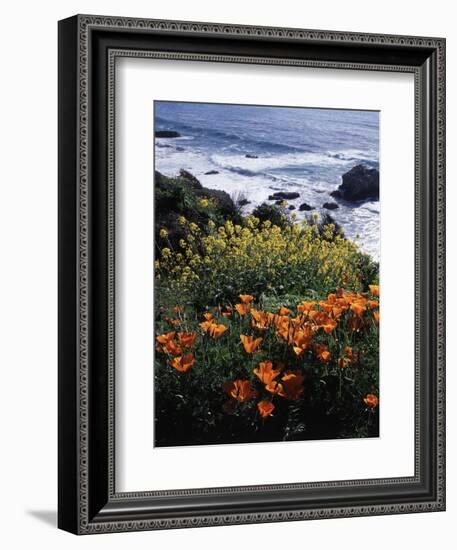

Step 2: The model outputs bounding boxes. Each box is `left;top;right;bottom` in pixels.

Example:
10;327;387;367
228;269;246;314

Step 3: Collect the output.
58;14;446;534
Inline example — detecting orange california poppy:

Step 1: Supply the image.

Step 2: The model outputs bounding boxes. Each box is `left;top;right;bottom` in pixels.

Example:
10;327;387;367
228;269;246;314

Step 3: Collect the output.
164;340;183;357
250;308;275;330
210;323;228;339
253;360;281;385
338;346;353;368
367;300;379;309
297;301;316;315
266;371;304;401
177;331;197;348
239;294;254;304
278;306;292;316
170;353;196;373
173;305;184;314
363;393;379;408
321;317;338;334
203;312;214;321
235;303;250;316
351;301;366;317
294;326;314;349
280;371;305;400
257;400;275;418
314;343;331;362
373;311;380;323
223;379;257;402
240;334;262;353
156;331;176;345
369;285;380;297
199;320;213;333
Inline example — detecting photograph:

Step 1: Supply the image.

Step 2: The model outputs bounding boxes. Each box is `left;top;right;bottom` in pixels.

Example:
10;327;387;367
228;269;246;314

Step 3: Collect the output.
153;101;380;447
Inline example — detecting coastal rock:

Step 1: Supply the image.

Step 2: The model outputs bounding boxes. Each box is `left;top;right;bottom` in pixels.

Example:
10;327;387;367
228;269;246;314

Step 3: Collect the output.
323;202;339;210
179;169;203;189
288;205;296;210
299;202;314;211
245;154;258;159
195;188;238;219
154;170;241;253
237;198;251;206
334;164;379;202
155;130;181;138
267;191;300;201
329;190;342;199
204;170;220;175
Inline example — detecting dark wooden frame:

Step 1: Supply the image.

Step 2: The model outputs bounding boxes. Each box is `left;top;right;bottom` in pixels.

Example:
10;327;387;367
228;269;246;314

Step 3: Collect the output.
58;14;446;534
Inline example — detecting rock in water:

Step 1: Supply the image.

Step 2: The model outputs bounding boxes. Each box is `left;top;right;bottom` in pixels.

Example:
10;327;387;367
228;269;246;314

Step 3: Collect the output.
267;191;300;200
245;153;258;159
155;130;181;138
299;202;314;211
204;170;219;175
335;164;379;202
238;198;251;206
323;202;339;210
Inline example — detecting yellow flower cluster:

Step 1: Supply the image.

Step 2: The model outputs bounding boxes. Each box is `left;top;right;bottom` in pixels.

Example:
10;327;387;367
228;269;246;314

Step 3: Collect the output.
158;216;364;293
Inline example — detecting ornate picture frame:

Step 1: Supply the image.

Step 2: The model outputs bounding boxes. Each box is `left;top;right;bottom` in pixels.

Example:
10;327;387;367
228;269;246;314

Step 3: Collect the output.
58;14;445;534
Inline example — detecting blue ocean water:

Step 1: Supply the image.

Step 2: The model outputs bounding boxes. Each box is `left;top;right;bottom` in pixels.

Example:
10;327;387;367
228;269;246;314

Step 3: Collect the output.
154;101;380;260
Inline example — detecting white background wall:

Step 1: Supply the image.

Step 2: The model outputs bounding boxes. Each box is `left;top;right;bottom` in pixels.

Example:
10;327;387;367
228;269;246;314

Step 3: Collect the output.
0;0;453;547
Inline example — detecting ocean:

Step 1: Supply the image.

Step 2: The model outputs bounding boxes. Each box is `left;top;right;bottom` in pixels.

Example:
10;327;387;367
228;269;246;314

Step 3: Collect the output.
154;101;380;260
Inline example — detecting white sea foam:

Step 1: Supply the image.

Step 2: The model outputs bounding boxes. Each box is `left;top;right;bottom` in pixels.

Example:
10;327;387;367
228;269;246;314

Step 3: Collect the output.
155;145;380;261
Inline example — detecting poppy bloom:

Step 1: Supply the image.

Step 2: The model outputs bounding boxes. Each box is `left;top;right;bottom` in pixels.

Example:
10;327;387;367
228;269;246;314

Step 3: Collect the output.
239;294;254;304
170;319;180;327
251;308;275;330
363;393;379;408
314;343;331;362
210;323;228;339
373;311;380;323
235;303;250;316
297;301;316;315
156;331;176;345
253;360;281;384
257;400;275;418
223;379;257;402
278;306;292;316
170;353;196;373
351;301;366;317
338;346;353;368
240;334;262;353
199;320;214;333
293;326;314;353
164;340;183;357
321;317;337;334
369;285;380;297
266;371;304;400
177;331;197;348
280;371;305;400
173;305;184;314
203;312;214;321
